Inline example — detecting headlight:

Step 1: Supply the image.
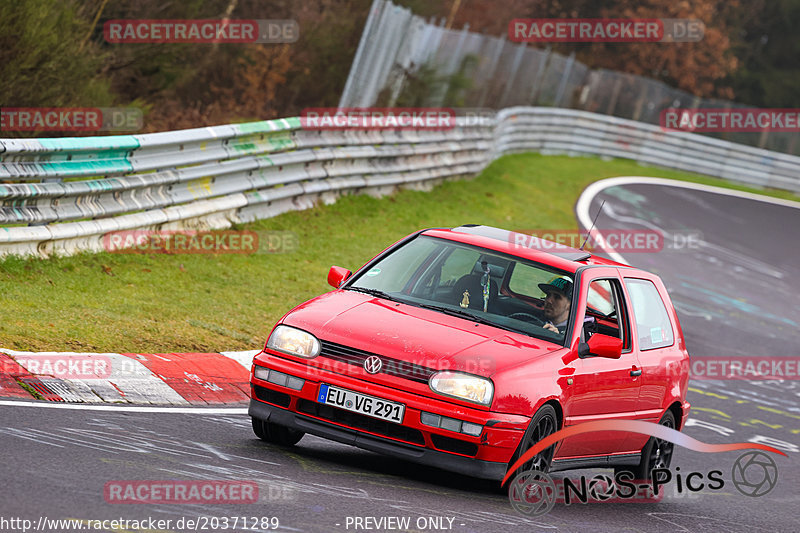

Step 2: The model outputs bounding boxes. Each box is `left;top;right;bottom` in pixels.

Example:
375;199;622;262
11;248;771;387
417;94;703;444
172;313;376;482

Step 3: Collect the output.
266;325;321;358
429;371;494;406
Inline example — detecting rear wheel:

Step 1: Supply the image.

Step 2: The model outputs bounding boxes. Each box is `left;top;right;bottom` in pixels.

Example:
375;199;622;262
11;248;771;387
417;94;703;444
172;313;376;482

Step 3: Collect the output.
251;417;304;446
615;410;675;481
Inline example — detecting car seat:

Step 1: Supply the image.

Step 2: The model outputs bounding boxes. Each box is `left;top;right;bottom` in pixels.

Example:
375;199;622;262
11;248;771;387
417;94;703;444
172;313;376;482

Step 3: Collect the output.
452;273;499;312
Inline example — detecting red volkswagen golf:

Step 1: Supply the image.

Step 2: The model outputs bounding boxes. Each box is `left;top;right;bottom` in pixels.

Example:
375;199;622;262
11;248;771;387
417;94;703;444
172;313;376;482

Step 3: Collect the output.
249;225;690;482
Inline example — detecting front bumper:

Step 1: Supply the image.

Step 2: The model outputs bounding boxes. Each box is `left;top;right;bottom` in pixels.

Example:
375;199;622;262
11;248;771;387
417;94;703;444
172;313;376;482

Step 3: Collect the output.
249;399;508;481
249;351;529;481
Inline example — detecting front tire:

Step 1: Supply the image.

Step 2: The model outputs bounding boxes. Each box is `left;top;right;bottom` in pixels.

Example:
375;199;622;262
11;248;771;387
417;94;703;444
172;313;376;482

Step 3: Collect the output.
509;404;559;475
251;417;304;446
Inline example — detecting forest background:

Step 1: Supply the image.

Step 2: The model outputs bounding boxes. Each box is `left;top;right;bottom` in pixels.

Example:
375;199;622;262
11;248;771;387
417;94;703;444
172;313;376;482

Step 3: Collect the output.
2;0;798;134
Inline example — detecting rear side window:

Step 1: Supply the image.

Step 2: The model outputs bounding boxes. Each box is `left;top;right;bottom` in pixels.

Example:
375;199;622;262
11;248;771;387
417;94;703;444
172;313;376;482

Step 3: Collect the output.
624;278;674;350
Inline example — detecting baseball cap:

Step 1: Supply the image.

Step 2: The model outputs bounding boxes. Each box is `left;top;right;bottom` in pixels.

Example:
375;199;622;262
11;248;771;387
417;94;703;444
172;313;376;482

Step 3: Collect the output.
538;276;573;300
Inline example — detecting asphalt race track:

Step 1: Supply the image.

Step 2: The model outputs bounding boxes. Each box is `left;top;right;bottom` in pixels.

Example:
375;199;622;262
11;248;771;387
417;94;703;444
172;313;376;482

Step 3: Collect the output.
0;399;795;533
581;178;800;357
1;179;798;533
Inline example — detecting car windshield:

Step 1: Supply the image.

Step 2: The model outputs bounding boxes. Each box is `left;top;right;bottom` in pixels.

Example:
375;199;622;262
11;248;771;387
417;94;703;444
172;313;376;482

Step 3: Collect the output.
347;235;574;344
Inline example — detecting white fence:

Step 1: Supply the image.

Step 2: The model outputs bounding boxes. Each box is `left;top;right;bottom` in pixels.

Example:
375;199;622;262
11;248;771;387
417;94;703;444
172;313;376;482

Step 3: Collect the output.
1;107;798;257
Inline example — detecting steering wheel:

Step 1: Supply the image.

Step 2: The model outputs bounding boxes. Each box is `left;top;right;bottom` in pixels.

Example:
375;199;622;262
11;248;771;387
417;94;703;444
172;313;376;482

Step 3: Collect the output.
508;312;546;326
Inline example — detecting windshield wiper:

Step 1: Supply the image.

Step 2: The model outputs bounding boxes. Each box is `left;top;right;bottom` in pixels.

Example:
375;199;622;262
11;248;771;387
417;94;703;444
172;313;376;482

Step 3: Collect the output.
416;303;502;328
346;286;400;302
416;302;548;337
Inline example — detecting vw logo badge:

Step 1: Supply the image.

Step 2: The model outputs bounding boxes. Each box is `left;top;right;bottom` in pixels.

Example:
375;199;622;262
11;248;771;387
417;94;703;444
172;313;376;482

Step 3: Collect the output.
364;355;382;374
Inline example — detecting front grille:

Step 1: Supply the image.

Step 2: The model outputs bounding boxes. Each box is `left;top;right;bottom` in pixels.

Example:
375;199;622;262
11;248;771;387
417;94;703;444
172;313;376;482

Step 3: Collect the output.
252;385;291;408
297;399;425;445
319;340;436;384
430;434;479;457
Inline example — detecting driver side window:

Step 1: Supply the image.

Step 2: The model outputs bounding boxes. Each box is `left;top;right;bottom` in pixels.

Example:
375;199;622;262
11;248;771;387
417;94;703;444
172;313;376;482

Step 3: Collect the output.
585;279;631;351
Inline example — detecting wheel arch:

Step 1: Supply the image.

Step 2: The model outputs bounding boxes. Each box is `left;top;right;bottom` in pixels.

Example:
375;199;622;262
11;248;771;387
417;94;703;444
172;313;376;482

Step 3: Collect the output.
543;398;564;430
506;399;562;476
667;400;683;430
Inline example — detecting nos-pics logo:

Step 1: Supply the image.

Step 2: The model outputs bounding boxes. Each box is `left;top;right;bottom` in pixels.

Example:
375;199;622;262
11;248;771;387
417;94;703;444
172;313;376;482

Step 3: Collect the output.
504;420;784;517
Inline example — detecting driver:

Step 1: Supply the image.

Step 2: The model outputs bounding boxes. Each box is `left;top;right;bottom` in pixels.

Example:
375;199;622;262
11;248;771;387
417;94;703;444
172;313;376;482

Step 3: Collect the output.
538;277;572;334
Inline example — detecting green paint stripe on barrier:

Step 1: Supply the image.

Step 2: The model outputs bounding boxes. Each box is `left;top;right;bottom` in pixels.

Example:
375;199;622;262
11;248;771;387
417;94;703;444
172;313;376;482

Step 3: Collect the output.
229;134;296;155
235;121;275;134
40;157;133;176
235;117;300;135
38;135;140;152
7;136;140;177
267;133;295;152
85;178;116;192
283;117;301;128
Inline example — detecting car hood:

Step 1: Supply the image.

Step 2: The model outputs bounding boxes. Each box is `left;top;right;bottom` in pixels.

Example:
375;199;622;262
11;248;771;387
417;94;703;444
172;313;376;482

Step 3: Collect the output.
281;290;564;377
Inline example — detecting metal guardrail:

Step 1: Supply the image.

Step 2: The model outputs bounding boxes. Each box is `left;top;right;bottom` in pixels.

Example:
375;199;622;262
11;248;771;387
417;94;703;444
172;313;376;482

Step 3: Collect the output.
1;107;798;257
495;108;800;192
0;116;492;256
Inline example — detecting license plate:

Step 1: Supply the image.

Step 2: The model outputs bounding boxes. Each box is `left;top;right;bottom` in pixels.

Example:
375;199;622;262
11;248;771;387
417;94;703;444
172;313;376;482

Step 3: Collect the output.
317;384;405;424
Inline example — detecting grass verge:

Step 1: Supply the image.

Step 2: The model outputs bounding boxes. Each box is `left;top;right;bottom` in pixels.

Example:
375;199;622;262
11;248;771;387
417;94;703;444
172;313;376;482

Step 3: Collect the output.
1;153;797;353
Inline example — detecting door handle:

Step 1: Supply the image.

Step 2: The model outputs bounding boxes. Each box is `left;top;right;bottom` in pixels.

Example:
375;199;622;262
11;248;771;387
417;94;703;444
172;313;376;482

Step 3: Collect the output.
630;368;642;377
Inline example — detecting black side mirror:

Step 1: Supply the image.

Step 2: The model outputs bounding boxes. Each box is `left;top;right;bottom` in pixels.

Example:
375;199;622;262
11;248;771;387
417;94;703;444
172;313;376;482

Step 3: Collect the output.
578;342;590;358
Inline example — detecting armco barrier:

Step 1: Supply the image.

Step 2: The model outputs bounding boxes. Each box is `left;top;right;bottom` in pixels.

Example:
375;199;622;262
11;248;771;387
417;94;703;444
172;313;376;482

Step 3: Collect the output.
494;108;800;192
1;108;798;257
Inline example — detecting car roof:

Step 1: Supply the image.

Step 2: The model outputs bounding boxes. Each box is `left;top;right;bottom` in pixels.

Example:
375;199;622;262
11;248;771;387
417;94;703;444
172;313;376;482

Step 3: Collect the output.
421;225;630;273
